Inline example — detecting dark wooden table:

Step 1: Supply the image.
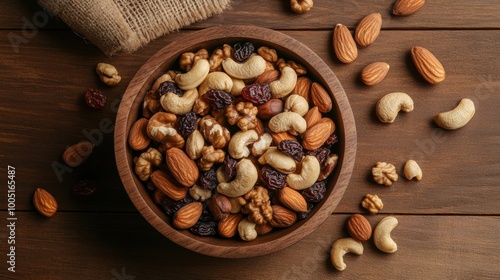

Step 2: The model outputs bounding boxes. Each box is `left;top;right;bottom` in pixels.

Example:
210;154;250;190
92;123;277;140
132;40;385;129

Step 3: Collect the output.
1;1;499;279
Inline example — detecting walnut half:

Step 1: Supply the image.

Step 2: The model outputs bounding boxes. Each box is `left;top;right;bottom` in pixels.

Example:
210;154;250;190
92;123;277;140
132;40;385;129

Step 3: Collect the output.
372;162;398;186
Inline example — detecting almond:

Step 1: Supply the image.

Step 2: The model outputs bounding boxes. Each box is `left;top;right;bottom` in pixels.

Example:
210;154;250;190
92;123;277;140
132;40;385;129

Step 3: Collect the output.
393;0;425;16
347;214;372;242
355;13;382;47
153;189;167;204
292;76;312;103
269;205;297;228
411;46;445;84
257;98;283;120
128;118;151;150
255;223;274;235
303;106;322;129
361;62;390;86
271;131;297;145
218;213;244;238
165;147;199;187
150;170;187;201
278;187;308;213
310;82;333;113
62;141;94;167
302;118;336;150
33;188;58;217
333;23;358;63
255;69;280;84
173;202;203;229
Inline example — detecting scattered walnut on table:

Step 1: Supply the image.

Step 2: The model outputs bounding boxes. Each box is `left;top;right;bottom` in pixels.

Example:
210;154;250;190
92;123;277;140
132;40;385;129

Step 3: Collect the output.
372;161;398;186
361;194;384;214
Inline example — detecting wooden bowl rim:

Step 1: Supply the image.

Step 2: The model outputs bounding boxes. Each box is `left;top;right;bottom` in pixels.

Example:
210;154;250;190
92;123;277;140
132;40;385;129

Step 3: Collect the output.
114;25;357;258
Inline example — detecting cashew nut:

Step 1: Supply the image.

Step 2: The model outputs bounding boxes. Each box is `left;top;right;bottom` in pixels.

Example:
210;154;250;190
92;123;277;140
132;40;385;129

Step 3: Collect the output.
268;112;307;135
160;88;197;115
404;159;422;181
286;155;320;190
217;159;258;197
434;98;475;130
228;130;259;159
270;66;298;98
258;147;296;174
216;166;229;183
198;71;233;96
284;94;309;116
222;54;267;80
185;130;205;160
330;238;364;271
376;92;414;123
174;59;210;90
374;216;398;253
230;77;246;96
238;217;257;241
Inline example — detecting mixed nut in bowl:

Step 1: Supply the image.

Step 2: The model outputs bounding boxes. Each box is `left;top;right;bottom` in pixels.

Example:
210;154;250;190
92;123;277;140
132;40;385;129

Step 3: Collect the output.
114;25;356;258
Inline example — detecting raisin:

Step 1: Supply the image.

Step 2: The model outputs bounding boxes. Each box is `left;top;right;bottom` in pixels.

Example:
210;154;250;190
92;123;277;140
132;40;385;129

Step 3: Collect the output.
277;140;304;162
241;83;271;105
233;41;255;62
160;195;193;216
198;167;218;190
190;221;217;236
261;166;287;190
84;89;106;109
203;89;234;110
223;155;238;181
297;203;314;220
72;179;99;196
302;181;327;203
156;81;183;97
324;133;339;149
306;147;330;166
178;112;198;138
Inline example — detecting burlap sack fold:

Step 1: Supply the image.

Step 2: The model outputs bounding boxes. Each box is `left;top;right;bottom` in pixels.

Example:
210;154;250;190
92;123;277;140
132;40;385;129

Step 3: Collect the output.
38;0;232;56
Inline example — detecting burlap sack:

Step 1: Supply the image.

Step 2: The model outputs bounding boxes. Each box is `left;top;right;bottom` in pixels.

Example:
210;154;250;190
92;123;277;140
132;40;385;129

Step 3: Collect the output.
39;0;232;56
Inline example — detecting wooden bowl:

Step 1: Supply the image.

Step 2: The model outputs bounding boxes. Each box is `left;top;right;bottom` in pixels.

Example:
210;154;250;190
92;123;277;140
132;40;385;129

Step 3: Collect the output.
114;25;356;258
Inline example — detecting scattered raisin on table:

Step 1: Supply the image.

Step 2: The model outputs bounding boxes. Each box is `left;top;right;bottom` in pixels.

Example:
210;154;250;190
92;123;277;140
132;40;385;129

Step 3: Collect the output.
156;81;183;97
261;166;287;190
277;140;304;162
241;83;271;105
203;89;234;110
178;112;198;138
223;155;238;181
72;179;99;196
84;89;106;109
233;41;255;62
306;147;330;166
198;167;218;190
302;181;327;203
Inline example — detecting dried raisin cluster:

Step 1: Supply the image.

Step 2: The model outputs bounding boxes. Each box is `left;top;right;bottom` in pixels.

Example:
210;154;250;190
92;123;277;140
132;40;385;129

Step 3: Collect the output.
128;42;340;241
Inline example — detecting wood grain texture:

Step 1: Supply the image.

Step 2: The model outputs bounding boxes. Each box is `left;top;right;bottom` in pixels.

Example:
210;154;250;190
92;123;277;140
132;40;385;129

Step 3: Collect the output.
1;0;499;278
1;212;498;279
2;0;500;30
